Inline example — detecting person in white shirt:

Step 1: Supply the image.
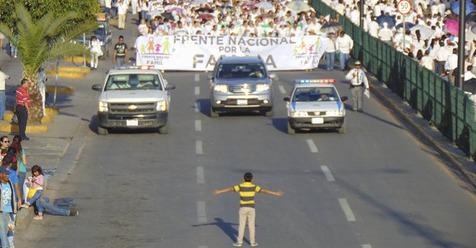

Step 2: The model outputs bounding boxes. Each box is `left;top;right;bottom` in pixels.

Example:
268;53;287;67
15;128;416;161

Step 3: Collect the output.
104;0;112;17
89;36;103;69
345;61;370;112
131;0;138;15
336;30;353;70
445;48;458;84
117;0;128;29
378;22;393;42
420;50;435;71
368;16;379;37
349;7;360;25
0;67;9;120
464;65;476;81
325;32;337;70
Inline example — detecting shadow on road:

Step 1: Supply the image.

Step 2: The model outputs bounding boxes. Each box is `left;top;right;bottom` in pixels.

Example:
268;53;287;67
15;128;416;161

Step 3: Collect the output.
338;180;470;248
192;217;250;245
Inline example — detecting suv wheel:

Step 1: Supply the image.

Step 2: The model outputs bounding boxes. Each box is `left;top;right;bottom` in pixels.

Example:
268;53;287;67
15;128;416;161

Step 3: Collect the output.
210;106;219;118
158;124;169;134
287;122;295;135
97;126;109;135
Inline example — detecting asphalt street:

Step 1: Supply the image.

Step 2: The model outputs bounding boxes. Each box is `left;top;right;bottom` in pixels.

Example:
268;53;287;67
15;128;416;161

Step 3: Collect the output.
14;15;476;248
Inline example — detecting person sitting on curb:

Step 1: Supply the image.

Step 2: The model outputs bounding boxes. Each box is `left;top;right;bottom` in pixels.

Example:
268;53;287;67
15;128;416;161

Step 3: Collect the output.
21;165;44;214
32;196;79;220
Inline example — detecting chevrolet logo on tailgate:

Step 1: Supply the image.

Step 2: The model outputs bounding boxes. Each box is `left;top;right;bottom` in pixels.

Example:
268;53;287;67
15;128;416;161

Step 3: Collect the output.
128;105;138;110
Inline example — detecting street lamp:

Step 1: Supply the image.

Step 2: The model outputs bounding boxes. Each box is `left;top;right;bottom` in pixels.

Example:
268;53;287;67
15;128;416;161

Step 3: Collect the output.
457;0;466;89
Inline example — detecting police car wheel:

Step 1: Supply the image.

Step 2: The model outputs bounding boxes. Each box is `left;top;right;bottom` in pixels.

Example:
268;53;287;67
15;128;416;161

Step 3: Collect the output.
97;126;109;135
210;107;219;118
158;124;169;134
264;110;273;117
287;122;295;134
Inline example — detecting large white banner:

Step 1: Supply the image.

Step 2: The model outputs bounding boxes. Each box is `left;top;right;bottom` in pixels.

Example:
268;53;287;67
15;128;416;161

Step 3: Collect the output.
135;35;328;71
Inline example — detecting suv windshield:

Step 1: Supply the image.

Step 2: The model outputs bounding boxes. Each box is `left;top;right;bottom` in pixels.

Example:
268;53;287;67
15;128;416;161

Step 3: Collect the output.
105;74;162;91
217;63;266;79
293;87;338;102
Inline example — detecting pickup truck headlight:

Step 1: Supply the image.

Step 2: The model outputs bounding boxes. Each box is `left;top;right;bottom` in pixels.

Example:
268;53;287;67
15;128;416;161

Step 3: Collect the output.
157;100;168;111
98;101;108;112
290;111;308;117
214;84;228;93
255;84;270;92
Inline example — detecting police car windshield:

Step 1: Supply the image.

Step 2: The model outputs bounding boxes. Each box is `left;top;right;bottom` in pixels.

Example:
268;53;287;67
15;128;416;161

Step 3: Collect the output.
105;74;162;91
217;63;266;79
293;87;338;102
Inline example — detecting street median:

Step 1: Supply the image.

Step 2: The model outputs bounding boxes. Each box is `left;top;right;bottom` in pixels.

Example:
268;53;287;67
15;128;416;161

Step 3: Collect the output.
47;63;90;79
0;108;59;134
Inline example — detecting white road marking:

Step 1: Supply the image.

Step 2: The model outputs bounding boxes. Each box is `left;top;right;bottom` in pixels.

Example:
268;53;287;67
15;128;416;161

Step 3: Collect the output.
278;85;286;94
306;139;319;153
320;165;335;182
198;246;208;248
195;120;202;132
196;140;203;155
194;73;200;82
74;141;86;161
194;102;200;112
197;201;207;223
361;244;372;248
194;86;200;96
338;198;356;222
197;166;205;184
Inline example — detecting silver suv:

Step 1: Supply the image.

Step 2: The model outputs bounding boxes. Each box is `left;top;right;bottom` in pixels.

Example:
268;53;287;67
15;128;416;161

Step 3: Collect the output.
92;67;175;135
209;56;274;117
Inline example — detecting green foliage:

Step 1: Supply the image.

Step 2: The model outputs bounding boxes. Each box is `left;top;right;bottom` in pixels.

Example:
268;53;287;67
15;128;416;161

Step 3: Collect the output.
0;0;100;30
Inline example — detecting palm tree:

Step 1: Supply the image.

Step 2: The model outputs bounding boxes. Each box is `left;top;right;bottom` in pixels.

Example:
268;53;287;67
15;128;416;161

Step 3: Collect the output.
0;3;96;122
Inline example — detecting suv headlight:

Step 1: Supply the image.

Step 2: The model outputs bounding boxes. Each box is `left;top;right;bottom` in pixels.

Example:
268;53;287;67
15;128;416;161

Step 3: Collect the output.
98;101;108;112
157;100;168;111
255;84;270;92
214;84;228;93
290;111;308;117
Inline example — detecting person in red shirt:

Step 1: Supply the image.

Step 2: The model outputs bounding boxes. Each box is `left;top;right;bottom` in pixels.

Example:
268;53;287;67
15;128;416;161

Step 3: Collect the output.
15;79;31;141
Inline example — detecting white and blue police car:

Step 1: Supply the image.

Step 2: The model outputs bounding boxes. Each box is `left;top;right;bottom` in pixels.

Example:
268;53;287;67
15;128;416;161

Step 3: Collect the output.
283;79;348;134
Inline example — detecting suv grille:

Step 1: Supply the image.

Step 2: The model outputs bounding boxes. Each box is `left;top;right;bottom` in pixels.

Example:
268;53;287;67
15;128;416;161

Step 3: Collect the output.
228;84;256;93
109;102;157;114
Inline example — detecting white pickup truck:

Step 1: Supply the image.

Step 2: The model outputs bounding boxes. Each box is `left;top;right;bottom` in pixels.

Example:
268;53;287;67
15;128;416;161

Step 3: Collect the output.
91;67;175;135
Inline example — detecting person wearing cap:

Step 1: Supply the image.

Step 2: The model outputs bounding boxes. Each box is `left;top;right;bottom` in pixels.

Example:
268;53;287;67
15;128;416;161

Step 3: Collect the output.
345;61;370;112
214;172;284;247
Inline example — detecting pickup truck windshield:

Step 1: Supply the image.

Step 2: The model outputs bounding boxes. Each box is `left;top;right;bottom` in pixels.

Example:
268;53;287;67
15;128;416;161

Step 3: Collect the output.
293;87;338;102
105;74;162;91
217;63;266;79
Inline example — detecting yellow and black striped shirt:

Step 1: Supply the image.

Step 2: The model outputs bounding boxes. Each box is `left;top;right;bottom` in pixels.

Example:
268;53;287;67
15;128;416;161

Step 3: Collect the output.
233;182;262;208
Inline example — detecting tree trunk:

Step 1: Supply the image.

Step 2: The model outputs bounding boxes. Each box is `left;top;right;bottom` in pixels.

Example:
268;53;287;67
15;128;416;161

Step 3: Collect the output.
25;75;44;123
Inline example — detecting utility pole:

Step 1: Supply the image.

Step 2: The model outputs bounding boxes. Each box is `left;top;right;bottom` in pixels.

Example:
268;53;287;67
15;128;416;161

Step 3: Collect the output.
457;0;466;89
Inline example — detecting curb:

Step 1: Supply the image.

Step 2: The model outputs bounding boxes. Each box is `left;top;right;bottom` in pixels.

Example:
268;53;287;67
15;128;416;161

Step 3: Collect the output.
368;76;476;189
47;66;90;79
0;121;48;133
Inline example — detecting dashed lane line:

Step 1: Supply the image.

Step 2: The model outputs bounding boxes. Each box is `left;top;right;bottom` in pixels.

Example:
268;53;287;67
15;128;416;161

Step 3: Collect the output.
197;201;207;224
196;140;203;155
198;246;208;248
338;198;356;222
320;165;335;182
195;86;200;96
195;102;200;113
195;119;202;132
306;139;319;153
197;166;205;184
361;244;372;248
194;73;200;82
278;85;286;95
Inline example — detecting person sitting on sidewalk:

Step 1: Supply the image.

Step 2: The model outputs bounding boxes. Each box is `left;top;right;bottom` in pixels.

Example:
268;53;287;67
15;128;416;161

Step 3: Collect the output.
22;165;44;212
32;196;79;220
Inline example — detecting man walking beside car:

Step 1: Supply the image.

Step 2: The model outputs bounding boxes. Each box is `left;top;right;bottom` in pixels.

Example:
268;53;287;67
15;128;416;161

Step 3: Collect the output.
345;61;369;112
214;172;284;247
113;36;128;68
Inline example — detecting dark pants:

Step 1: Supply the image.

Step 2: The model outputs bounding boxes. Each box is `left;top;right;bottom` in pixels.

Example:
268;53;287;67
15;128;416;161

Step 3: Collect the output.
16;105;28;139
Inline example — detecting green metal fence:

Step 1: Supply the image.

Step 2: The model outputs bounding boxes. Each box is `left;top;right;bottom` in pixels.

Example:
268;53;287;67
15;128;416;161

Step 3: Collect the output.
311;0;476;160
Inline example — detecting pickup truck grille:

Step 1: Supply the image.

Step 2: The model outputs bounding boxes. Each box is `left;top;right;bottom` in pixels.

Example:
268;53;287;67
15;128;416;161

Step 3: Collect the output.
308;111;326;116
228;84;256;93
109;102;157;114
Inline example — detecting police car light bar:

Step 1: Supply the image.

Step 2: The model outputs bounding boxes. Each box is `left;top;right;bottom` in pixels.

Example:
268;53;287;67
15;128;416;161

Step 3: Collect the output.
294;79;336;84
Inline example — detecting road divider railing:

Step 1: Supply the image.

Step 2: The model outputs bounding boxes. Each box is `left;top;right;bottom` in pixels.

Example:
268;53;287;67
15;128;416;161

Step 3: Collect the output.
311;0;476;160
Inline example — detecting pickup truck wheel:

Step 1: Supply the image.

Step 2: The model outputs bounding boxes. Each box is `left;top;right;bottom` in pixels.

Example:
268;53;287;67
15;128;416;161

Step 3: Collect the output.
97;126;109;135
338;123;346;134
287;122;295;135
158;124;169;134
210;107;219;118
